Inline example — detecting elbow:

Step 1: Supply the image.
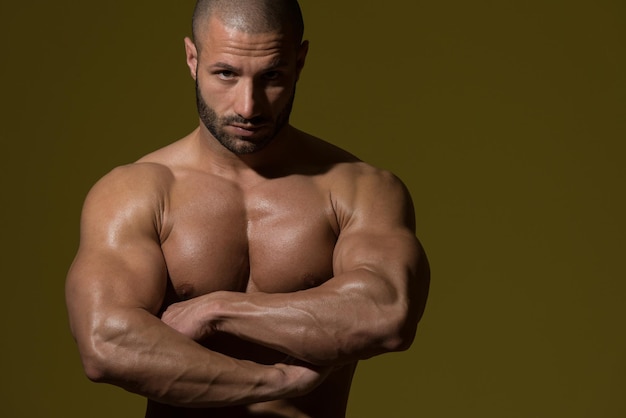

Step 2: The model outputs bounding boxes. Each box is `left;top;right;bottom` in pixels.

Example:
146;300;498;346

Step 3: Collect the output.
75;317;132;384
379;303;419;354
78;335;121;383
82;351;109;383
383;265;429;353
381;320;417;354
384;327;416;353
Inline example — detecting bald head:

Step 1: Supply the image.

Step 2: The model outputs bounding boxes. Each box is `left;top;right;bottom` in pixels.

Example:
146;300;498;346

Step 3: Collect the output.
192;0;304;48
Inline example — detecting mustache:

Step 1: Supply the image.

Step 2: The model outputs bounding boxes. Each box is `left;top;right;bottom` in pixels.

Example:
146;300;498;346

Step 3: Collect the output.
222;115;269;126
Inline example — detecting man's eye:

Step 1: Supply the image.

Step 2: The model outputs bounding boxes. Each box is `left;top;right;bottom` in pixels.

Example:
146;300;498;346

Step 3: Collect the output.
217;71;235;80
263;71;281;81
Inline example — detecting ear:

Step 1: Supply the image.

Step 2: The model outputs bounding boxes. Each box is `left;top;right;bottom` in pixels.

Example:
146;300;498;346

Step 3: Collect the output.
295;40;309;80
184;37;199;80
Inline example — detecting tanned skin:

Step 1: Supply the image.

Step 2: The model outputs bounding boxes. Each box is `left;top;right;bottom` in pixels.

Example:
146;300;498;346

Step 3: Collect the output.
66;14;429;418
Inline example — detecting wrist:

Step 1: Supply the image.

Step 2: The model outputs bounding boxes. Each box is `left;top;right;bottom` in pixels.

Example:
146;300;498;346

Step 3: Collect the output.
272;361;327;399
204;290;237;334
271;363;298;398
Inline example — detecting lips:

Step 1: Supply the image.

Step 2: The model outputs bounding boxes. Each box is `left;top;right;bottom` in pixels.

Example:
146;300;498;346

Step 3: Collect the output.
228;123;266;137
231;123;261;130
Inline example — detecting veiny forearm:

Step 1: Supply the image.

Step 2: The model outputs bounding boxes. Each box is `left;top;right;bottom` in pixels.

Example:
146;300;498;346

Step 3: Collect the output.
209;268;418;366
77;307;293;407
162;228;428;367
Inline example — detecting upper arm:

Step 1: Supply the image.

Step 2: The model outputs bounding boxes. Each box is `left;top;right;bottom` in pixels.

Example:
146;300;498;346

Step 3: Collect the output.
332;167;430;330
66;164;170;343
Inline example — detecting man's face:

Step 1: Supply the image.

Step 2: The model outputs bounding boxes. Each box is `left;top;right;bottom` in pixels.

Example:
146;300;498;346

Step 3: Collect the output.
189;18;307;155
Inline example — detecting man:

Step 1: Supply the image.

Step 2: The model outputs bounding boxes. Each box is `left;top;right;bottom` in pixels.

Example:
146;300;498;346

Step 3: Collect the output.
65;0;430;417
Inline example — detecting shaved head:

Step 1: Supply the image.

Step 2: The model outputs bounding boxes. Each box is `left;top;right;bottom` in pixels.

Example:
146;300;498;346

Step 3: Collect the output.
192;0;304;49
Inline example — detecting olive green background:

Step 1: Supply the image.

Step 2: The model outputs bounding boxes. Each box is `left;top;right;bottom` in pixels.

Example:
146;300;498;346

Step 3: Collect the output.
1;1;624;417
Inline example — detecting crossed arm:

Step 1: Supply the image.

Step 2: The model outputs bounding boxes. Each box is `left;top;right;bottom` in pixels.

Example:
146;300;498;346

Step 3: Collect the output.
161;168;429;366
66;164;429;407
66;165;329;407
163;225;428;366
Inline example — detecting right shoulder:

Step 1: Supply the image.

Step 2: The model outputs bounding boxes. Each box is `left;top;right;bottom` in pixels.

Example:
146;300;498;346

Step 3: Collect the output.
86;162;174;206
81;162;175;239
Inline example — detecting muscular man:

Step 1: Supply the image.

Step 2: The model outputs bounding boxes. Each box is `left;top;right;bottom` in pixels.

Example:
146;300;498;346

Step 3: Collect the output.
65;1;430;417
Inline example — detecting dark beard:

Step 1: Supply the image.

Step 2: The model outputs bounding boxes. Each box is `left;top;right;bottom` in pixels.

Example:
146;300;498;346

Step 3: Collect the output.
195;78;295;155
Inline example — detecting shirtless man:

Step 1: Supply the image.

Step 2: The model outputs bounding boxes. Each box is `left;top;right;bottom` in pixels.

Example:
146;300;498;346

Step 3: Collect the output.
65;1;430;417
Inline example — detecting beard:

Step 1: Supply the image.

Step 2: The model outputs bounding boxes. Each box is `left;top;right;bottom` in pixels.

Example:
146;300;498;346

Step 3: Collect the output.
195;78;295;155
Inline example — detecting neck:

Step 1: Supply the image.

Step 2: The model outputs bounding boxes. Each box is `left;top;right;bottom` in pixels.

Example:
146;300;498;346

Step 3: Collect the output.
193;122;297;179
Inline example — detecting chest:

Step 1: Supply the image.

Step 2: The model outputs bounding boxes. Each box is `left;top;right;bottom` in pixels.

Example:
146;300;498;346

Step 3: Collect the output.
160;175;338;301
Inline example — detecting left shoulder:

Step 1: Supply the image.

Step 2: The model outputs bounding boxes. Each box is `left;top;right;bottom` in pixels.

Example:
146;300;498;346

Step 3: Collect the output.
328;160;415;232
337;161;407;191
293;130;407;192
290;129;414;229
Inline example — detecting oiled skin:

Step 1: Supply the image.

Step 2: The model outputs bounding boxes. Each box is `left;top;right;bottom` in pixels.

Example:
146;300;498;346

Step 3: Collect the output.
145;130;362;417
66;11;429;418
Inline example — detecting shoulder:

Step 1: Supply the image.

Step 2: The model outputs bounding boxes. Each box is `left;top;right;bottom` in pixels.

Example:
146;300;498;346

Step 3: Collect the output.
319;143;410;204
81;162;175;235
86;133;193;203
295;130;405;189
333;159;404;188
293;131;413;223
87;162;174;203
325;158;415;232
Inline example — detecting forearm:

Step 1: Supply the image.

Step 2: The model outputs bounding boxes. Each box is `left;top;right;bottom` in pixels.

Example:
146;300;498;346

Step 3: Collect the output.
162;232;429;367
76;307;305;407
207;269;417;366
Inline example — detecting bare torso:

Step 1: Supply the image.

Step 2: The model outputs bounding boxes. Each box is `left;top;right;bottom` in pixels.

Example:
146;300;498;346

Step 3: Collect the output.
141;129;362;417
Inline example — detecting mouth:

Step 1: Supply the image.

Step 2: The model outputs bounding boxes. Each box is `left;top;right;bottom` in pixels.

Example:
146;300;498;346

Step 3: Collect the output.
228;123;267;137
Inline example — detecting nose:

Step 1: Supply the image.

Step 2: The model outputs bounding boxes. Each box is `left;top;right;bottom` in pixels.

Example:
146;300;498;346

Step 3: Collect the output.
233;78;265;121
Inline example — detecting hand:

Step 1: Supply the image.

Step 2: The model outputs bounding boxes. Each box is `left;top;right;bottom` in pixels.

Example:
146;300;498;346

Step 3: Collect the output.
161;295;217;341
275;357;334;398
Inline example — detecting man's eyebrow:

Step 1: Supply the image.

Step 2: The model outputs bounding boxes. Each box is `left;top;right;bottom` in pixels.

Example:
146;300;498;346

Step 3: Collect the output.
209;59;289;73
265;57;289;69
210;62;240;72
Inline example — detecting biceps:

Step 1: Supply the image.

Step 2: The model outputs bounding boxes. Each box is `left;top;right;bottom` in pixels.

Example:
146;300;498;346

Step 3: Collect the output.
66;242;168;322
333;229;421;280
